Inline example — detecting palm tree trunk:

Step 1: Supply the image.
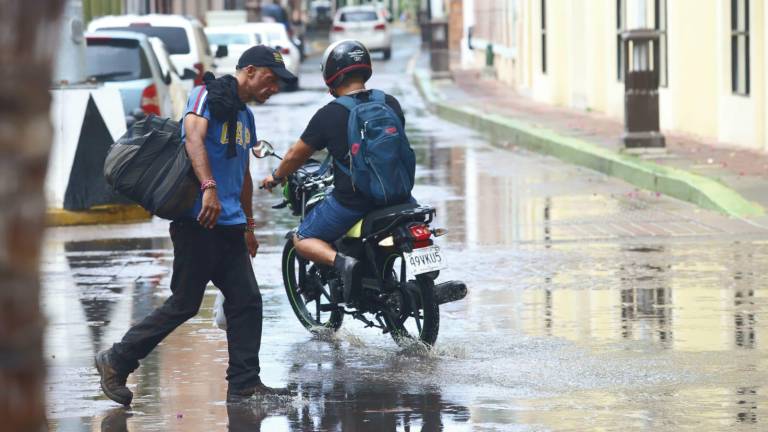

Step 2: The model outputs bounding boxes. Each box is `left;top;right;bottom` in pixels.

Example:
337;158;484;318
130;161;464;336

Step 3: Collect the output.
0;1;65;430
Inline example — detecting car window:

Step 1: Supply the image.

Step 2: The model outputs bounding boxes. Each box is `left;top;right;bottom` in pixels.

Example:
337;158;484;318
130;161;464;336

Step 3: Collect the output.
98;26;190;54
85;38;151;81
339;11;379;22
263;31;285;44
206;33;253;46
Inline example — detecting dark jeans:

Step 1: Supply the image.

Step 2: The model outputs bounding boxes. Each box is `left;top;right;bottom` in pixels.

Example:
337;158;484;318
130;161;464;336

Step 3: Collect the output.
110;220;263;389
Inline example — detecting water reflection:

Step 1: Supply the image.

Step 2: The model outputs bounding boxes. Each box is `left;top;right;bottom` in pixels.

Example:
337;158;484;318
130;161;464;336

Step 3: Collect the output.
101;408;131;432
94;337;472;432
44;237;172;421
269;340;471;432
618;246;673;347
223;389;462;432
64;237;170;353
736;386;758;424
510;241;768;354
734;291;756;349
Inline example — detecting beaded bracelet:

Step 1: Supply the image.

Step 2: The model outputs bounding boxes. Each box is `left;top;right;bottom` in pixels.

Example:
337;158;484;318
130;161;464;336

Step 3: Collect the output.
245;217;257;233
200;179;217;192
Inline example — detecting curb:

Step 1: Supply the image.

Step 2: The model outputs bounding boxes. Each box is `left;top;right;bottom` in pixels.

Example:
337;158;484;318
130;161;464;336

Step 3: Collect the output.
414;70;764;218
47;204;151;226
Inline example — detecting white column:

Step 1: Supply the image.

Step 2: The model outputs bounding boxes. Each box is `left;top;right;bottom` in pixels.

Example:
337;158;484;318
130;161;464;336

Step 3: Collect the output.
53;0;87;85
431;0;446;19
460;0;476;67
627;0;648;29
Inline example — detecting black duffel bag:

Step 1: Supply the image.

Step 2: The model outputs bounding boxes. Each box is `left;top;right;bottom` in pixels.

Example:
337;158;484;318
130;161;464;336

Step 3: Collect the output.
104;115;199;220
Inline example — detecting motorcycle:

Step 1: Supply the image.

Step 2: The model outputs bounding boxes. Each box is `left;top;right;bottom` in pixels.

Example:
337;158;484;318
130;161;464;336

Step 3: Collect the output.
255;140;467;347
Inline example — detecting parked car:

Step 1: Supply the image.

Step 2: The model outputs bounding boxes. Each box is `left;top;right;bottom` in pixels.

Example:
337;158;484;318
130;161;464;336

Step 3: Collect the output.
84;31;173;125
88;14;213;87
260;3;306;59
251;22;301;81
308;0;333;30
330;5;392;60
206;23;300;90
204;26;263;76
147;37;191;119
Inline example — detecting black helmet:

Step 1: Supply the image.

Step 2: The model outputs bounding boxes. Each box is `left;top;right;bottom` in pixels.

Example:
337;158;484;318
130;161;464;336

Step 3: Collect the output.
321;40;372;88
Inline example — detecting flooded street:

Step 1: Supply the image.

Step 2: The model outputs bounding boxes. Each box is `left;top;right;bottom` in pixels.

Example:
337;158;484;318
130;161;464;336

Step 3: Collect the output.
46;32;768;431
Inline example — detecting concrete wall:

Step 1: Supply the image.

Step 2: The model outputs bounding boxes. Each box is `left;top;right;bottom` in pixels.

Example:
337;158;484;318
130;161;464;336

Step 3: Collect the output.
662;0;719;139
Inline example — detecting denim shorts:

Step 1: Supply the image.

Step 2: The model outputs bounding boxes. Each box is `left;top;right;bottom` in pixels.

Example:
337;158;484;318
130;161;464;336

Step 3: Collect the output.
296;194;367;243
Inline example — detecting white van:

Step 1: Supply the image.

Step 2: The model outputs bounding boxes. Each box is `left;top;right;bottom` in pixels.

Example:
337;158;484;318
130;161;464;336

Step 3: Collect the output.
205;23;300;90
204;27;263;77
147;37;191;119
88;14;213;87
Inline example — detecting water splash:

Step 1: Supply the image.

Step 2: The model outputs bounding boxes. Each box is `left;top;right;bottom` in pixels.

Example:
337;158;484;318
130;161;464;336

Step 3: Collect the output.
309;326;366;348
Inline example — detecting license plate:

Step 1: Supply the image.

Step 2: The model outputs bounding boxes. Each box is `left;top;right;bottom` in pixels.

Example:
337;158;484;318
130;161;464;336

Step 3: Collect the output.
404;245;446;275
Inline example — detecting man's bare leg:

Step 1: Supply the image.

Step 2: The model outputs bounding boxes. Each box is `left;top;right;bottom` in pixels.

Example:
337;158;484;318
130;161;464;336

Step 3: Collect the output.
293;235;359;302
293;235;336;265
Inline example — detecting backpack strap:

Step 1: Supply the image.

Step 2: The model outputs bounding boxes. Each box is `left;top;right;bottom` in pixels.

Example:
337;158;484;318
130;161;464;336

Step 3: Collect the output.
333;90;386;109
331;93;361;177
334;158;351;176
332;94;358;111
369;89;386;103
316;152;333;175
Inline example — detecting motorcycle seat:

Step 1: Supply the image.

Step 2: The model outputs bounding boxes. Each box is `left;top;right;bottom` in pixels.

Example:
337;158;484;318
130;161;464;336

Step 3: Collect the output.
345;203;434;239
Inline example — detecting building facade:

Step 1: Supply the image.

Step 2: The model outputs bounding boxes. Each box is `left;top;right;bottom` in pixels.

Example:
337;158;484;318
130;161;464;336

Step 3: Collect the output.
84;0;276;23
461;0;768;153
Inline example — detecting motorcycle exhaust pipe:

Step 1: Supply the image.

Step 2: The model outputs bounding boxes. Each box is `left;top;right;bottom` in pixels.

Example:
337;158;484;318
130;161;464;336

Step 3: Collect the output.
434;281;467;305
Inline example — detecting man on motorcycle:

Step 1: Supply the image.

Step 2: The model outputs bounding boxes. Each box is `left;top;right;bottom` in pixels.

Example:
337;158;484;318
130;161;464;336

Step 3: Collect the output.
261;39;412;302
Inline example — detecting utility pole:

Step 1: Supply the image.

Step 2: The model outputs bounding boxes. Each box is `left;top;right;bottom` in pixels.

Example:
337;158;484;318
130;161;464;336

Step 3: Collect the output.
0;0;66;430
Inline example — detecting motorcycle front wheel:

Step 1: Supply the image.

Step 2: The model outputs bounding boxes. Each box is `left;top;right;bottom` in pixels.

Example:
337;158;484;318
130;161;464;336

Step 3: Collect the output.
282;239;344;332
381;254;440;346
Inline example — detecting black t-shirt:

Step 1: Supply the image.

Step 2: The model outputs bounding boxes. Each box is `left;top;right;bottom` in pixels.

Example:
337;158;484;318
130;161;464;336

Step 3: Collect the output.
300;90;406;211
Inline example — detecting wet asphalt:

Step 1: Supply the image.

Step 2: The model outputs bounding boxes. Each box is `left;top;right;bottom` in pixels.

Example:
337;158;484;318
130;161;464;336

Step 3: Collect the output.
45;31;768;431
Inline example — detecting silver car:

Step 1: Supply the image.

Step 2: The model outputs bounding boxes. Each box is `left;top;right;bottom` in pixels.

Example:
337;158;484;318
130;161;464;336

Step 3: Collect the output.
85;31;173;125
330;5;392;59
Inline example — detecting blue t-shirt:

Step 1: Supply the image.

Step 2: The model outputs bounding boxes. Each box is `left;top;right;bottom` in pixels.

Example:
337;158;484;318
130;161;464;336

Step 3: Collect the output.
182;85;256;225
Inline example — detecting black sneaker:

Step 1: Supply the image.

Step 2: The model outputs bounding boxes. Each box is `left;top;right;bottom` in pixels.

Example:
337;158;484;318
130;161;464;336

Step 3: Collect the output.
95;349;133;406
226;380;292;403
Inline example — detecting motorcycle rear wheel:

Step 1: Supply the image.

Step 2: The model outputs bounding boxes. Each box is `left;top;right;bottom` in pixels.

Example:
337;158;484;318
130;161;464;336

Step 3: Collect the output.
381;254;440;346
282;239;344;332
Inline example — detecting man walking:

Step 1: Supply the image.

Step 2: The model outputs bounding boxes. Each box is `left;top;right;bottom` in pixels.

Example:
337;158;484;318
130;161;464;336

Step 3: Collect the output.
95;46;297;405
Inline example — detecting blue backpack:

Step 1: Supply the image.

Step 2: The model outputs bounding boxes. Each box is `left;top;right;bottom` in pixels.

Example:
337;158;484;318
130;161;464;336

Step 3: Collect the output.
333;90;416;206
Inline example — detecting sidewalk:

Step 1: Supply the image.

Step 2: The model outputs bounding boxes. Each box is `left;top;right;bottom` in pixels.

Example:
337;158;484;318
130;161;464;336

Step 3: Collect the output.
413;58;768;220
